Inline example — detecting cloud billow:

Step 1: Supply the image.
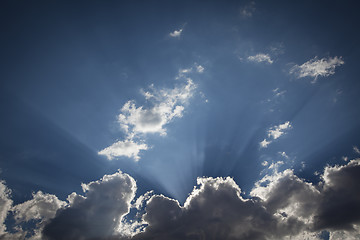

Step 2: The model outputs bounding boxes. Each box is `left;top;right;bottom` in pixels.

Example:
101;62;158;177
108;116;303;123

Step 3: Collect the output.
42;171;136;240
128;159;360;240
1;159;360;239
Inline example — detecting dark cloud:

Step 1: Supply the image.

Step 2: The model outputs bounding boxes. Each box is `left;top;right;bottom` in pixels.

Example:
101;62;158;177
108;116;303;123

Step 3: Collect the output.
252;159;360;238
128;177;304;240
42;171;136;240
314;159;360;231
126;160;360;240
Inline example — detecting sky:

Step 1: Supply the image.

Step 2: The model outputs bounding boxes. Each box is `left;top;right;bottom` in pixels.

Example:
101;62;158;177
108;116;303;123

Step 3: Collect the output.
1;0;360;239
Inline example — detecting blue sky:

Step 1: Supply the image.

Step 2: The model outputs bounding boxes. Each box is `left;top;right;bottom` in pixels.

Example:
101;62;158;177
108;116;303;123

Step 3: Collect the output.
1;1;360;239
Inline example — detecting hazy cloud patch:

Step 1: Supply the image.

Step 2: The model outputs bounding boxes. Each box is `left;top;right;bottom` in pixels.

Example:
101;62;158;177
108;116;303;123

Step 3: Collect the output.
240;1;256;18
169;28;183;37
290;56;344;83
248;53;273;64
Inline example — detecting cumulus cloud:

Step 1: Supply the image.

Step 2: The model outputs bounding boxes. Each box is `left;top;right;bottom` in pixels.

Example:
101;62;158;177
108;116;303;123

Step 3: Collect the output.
252;159;360;238
247;53;273;64
2;159;360;239
12;191;66;239
0;181;66;240
127;176;304;240
13;191;66;223
290;56;344;83
43;171;136;240
169;28;183;37
119;159;360;240
99;73;197;161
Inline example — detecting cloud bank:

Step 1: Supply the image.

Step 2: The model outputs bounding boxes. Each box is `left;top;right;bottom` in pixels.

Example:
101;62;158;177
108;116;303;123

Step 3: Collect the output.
1;159;360;239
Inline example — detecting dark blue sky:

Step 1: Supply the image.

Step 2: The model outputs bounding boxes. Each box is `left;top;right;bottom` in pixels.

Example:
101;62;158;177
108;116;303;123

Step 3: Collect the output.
1;1;360;239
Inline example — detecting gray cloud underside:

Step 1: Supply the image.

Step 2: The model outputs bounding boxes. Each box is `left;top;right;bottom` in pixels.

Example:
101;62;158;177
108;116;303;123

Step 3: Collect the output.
122;160;360;240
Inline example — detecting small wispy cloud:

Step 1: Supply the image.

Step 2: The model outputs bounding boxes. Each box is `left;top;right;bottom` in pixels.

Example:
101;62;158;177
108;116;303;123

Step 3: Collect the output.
260;139;271;148
354;146;360;155
247;53;273;64
260;121;292;148
272;88;286;97
290;56;344;83
196;64;204;73
268;121;292;140
98;140;148;161
278;151;289;159
240;1;256;18
169;28;183;37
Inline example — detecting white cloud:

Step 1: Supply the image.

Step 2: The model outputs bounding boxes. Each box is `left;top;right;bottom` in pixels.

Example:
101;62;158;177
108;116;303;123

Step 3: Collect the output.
260;121;292;149
119;79;195;136
260;138;272;148
196;64;204;73
169;28;183;37
268;121;292;140
13;191;66;223
0;181;66;240
290;56;344;83
262;160;269;166
11;191;66;239
98;139;148;161
99;73;197;161
248;53;273;64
